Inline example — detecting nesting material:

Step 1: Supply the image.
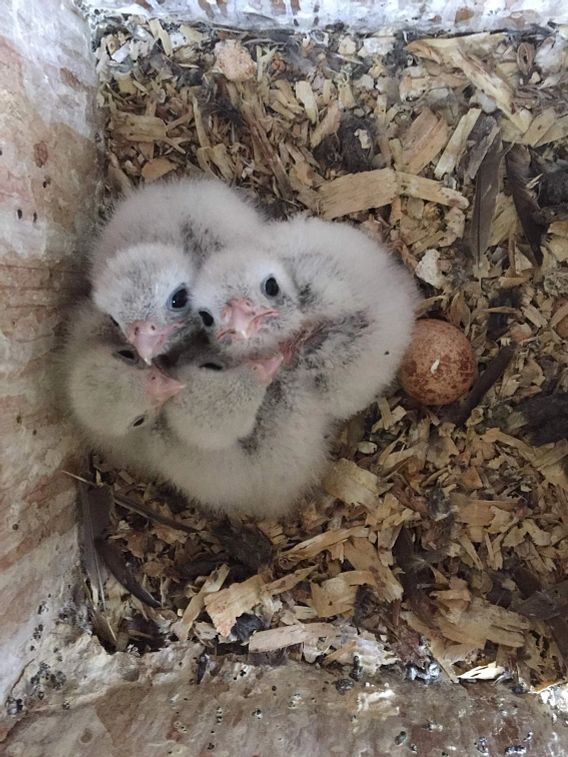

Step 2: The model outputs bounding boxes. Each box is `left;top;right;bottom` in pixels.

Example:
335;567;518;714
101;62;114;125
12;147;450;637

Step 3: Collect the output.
87;18;568;690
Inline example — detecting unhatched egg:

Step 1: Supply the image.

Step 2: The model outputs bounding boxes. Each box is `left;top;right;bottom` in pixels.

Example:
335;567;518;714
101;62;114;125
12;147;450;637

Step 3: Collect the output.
399;319;475;405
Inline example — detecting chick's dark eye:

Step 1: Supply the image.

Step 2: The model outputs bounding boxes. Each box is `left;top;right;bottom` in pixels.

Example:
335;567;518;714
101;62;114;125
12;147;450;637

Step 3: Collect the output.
200;362;223;371
169;286;189;311
263;276;279;297
199;310;214;327
114;348;137;365
131;415;146;428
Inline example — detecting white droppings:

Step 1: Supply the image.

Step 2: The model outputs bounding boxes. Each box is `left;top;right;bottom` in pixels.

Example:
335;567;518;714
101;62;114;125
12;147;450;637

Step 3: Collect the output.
356;687;397;712
430;359;441;374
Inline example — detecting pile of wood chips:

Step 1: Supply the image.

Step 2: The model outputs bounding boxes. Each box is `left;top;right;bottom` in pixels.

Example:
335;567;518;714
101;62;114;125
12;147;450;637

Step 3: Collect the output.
86;15;568;690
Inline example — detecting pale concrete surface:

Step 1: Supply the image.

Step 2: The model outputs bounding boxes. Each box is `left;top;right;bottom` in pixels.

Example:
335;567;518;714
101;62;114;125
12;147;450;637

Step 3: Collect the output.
1;636;567;756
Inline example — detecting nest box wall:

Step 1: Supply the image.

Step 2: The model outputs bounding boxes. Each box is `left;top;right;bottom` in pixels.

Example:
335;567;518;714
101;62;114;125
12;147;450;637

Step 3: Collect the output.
0;0;98;701
80;0;568;32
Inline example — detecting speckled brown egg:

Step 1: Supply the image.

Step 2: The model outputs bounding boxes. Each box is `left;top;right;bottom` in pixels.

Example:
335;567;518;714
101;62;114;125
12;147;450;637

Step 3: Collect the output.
399;319;475;405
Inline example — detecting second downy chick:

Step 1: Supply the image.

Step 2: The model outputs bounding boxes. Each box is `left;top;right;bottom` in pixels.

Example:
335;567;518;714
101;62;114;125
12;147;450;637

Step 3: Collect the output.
60;302;186;470
162;346;283;451
192;215;418;422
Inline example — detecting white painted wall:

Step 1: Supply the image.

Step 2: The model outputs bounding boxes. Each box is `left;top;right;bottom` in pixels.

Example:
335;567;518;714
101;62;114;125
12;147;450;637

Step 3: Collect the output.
80;0;568;32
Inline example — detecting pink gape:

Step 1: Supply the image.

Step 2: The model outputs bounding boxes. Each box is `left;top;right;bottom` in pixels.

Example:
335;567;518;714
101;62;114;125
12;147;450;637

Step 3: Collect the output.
217;298;279;341
126;320;181;364
145;365;185;406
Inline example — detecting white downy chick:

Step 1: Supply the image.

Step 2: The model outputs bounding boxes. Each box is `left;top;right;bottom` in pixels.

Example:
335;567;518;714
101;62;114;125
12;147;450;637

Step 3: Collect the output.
157;362;334;519
192;215;418;421
92;242;195;364
90;177;265;362
193;239;303;358
60;302;186;468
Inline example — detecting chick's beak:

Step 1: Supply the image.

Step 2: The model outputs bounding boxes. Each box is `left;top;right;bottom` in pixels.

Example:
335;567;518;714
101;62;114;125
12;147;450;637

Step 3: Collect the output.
248;354;284;385
126;320;180;364
145;365;185;406
217;299;279;341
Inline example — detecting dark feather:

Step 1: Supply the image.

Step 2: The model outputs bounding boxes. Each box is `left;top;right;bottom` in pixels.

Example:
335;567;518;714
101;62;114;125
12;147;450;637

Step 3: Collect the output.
486;289;522;340
94;538;161;609
126;614;166;653
196;651;209;684
212;520;274;570
338;114;375;173
466;123;503;265
202;97;244;128
313;134;341;170
178;556;227;580
463;115;500;181
451;346;516;427
539;169;568;206
515;579;568;621
516;392;568;445
393;528;437;623
78;484;113;608
114;493;196;534
505;144;545;265
533;204;568;225
533;170;568;228
353;585;382;630
512;565;568;664
248;649;289;667
231;612;265;642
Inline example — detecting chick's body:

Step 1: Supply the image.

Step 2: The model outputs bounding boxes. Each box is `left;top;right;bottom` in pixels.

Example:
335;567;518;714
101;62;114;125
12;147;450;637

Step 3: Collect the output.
161;345;281;452
157;364;333;518
92;177;264;269
280;217;419;420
